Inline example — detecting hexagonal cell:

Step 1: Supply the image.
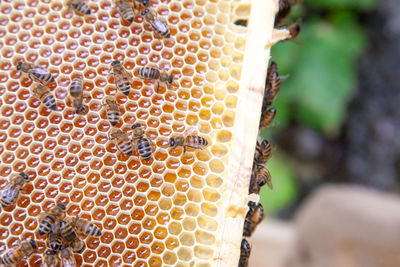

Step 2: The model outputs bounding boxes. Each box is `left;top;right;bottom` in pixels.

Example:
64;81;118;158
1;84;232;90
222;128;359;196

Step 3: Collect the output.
139;231;154;245
0;0;255;263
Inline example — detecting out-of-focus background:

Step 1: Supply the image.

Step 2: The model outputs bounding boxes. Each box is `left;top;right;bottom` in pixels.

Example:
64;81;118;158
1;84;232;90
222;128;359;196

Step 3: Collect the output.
251;0;400;266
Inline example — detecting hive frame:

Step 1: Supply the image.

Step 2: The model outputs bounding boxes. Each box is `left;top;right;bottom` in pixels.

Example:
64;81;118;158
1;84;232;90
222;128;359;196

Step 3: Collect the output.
216;0;279;266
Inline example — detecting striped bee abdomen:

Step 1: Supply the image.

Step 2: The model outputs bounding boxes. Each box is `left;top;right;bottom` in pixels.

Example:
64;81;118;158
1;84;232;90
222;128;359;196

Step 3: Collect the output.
48;232;62;250
39;216;56;235
60;221;76;242
74;2;91;15
82;222;102;236
117;139;133;156
138;67;159;80
1;250;17;265
137;138;152;161
42;94;57;111
107;110;120;126
117;1;134;23
70;77;83;97
33;72;55;83
187;135;208;148
115;76;131;96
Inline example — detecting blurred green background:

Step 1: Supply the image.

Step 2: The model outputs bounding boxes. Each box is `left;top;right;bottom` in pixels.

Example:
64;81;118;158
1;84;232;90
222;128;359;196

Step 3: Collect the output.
259;0;378;215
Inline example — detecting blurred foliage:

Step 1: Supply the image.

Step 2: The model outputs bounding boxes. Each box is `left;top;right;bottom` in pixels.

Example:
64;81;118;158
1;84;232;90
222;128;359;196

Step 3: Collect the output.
259;0;377;215
259;152;297;214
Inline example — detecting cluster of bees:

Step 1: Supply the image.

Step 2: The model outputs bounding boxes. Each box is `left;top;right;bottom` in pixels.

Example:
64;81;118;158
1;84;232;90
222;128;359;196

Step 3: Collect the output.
15;0;209;162
1;0;212;265
238;0;301;266
0;172;102;266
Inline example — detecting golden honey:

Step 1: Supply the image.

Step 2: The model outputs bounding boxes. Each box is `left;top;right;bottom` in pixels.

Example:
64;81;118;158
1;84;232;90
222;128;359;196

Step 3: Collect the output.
0;0;265;264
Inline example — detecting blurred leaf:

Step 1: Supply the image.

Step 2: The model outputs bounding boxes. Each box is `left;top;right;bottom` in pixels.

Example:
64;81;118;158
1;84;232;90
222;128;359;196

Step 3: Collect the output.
259;153;297;215
270;14;367;133
306;0;377;10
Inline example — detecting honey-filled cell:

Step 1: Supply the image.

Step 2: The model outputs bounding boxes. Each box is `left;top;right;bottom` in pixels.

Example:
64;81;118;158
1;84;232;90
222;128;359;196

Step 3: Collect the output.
0;0;253;262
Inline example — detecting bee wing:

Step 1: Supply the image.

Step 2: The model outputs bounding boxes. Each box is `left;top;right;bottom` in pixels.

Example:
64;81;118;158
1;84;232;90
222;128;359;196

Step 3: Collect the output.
0;184;19;201
183;127;198;137
152;19;168;33
122;69;133;84
28;67;49;75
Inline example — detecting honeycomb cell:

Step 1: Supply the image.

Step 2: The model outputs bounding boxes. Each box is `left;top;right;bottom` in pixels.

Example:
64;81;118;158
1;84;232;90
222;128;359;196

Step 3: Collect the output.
0;0;256;263
163;251;178;265
180;232;195;247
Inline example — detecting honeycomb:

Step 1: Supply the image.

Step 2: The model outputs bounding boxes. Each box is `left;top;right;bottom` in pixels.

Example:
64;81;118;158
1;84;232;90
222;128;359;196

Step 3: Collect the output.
0;0;279;266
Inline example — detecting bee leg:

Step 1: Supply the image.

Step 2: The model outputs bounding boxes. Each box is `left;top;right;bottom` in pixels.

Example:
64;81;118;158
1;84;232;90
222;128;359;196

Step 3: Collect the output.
183;145;187;153
149;138;156;153
170;144;177;152
143;24;150;34
28;73;35;82
156;82;159;93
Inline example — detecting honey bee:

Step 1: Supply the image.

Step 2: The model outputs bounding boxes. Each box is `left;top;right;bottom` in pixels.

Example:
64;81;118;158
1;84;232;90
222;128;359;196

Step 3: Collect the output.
16;61;55;84
243;201;264;237
250;140;273;193
133;0;149;11
108;128;133;156
253;165;273;190
260;107;276;129
59;245;76;267
109;60;132;96
38;203;66;235
275;0;298;25
48;231;62;251
60;220;85;253
42;249;58;267
255;140;272;165
141;8;170;39
131;123;154;161
31;83;57;111
102;96;120;126
66;0;91;15
138;66;174;93
169;128;208;153
114;0;134;23
238;238;251;267
0;239;37;265
263;61;281;107
69;75;89;115
282;23;301;42
66;215;102;237
0;172;29;208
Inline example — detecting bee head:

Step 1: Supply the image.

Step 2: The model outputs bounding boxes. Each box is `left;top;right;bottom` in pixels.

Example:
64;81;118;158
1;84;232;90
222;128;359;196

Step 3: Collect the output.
169;138;175;147
20;172;29;181
30;240;37;250
76;105;88;115
142;0;149;6
16;62;22;70
290;23;301;33
168;75;174;84
57;203;66;211
261;140;270;148
59;244;69;251
45;249;56;255
141;9;150;16
111;60;120;67
131;123;144;136
131;123;141;130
